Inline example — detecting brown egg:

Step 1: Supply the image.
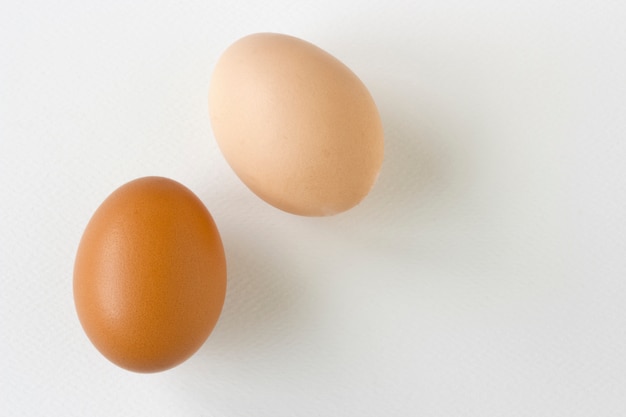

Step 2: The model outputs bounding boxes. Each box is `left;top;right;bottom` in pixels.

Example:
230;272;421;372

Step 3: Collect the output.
209;33;384;216
73;177;226;373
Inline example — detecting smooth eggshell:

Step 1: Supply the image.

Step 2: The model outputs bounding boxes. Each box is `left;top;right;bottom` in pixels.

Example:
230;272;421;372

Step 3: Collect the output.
73;177;226;373
209;33;384;216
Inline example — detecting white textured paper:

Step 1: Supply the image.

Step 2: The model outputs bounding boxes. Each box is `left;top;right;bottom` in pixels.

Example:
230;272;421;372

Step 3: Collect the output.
2;1;626;416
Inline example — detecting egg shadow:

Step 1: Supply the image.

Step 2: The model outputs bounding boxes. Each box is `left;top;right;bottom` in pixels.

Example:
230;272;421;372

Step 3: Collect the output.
315;84;474;258
192;227;309;363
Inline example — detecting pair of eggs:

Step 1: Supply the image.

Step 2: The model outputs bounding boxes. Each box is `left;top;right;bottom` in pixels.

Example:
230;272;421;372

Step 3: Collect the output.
74;33;385;372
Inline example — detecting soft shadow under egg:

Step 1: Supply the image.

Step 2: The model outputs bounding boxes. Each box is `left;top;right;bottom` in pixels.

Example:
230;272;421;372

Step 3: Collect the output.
192;229;311;363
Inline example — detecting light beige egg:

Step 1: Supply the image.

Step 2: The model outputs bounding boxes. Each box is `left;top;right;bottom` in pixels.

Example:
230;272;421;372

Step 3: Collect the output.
209;33;384;216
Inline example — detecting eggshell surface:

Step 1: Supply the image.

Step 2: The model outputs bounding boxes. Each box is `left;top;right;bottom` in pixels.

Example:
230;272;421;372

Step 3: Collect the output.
73;177;226;373
209;33;384;216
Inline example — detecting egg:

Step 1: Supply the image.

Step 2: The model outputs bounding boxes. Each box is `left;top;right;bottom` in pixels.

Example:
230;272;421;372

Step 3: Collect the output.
209;33;384;216
73;177;226;373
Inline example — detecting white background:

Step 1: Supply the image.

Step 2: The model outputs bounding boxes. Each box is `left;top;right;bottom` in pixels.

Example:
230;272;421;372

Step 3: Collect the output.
1;1;626;415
